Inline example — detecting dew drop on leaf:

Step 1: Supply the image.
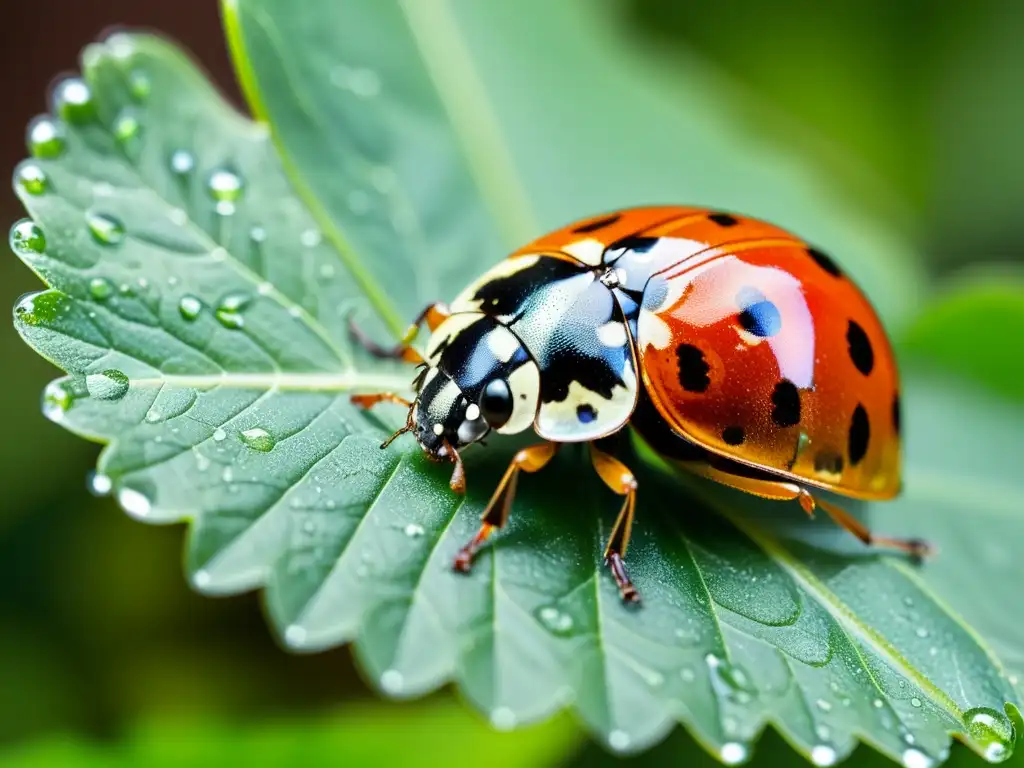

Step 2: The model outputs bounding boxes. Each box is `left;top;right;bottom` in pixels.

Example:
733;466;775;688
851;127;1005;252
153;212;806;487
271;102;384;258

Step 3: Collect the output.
41;381;73;423
86;211;125;245
27;116;66;158
378;669;404;695
240;427;275;452
811;745;837;766
88;277;113;301
86;471;112;497
301;228;321;247
250;225;267;244
86;369;129;401
53;77;95;124
207;168;244;215
403;523;425;538
178;295;202;321
816;698;833;712
17;163;48;195
113;110;142;148
10;219;46;255
608;730;631;752
215;292;250;329
901;748;934;768
212;427;227;442
489;707;516;731
706;653;757;704
535;605;574;636
964;707;1015;762
128;69;151;101
117;485;152;519
720;742;749;765
910;697;922;708
170;149;195;176
681;666;696;683
285;624;307;647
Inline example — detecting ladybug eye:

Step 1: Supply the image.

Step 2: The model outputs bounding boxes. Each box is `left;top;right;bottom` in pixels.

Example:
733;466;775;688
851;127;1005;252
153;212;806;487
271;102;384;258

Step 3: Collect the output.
479;379;513;428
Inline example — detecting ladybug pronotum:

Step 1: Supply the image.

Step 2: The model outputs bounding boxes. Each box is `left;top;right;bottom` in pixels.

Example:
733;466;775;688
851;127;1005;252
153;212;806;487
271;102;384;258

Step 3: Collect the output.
351;206;930;603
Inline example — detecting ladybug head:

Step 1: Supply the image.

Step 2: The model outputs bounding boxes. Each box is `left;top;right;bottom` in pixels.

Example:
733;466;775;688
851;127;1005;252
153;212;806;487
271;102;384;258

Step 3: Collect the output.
411;367;492;457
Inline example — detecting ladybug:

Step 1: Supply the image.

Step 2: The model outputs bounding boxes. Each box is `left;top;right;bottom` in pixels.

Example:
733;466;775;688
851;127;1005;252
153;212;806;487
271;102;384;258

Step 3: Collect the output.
351;206;930;603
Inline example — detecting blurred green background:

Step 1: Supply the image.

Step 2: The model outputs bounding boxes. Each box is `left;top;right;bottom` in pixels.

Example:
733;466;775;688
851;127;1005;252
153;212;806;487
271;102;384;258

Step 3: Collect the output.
1;0;1021;765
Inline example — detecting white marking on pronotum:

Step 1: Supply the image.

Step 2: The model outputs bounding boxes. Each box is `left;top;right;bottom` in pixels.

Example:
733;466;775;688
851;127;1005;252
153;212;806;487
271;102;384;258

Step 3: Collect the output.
486;327;520;363
596;321;628;348
432;423;444;436
561;238;604;266
465;403;480;421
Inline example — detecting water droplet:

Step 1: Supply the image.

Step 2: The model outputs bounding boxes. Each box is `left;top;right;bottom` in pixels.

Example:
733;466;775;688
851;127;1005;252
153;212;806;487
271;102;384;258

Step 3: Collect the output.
16;163;48;195
128;70;151;101
215;292;250;329
901;748;933;768
380;669;404;694
178;295;202;321
964;707;1015;763
86;369;129;400
207;168;244;215
404;523;425;538
195;452;211;472
910;697;922;708
193;569;211;588
42;381;73;422
212;427;227;442
86;211;125;245
86;277;112;301
301;228;321;247
10;219;46;255
170;149;195;176
535;605;574;636
240;427;275;452
873;698;885;708
319;263;335;279
27;117;66;158
915;627;929;639
283;624;307;647
816;725;832;741
117;486;152;518
221;467;234;483
608;730;631;752
113;110;142;149
681;666;696;683
720;742;749;765
490;707;516;731
811;745;837;766
87;471;112;496
54;77;95;124
816;698;833;712
331;64;381;97
706;653;757;704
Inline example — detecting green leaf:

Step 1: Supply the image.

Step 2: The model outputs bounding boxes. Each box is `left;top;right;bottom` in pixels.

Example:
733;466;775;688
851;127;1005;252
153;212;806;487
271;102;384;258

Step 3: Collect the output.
900;275;1024;402
222;0;925;331
1;700;579;767
9;18;1019;768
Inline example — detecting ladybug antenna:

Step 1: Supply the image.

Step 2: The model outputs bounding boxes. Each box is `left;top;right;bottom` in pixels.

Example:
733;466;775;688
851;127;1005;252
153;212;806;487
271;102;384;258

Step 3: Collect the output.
379;404;416;449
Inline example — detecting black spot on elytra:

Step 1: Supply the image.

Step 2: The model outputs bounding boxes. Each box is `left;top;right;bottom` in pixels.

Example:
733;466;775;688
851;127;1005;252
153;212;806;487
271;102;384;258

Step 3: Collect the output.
722;425;745;445
608;235;659;254
846;319;874;375
708;212;739;227
676;343;711;393
576;404;597;423
848;404;870;466
739;298;782;337
771;379;801;427
807;247;843;278
573;213;621;234
892;394;901;436
814;451;844;475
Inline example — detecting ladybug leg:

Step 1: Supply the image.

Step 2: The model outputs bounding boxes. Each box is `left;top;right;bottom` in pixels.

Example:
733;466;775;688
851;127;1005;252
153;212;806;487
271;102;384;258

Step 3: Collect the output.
348;302;450;364
452;442;558;574
590;445;641;604
690;463;934;560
